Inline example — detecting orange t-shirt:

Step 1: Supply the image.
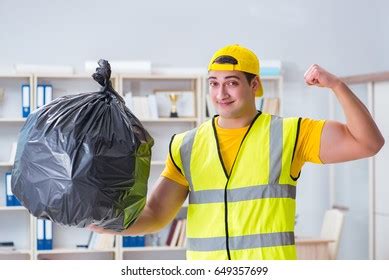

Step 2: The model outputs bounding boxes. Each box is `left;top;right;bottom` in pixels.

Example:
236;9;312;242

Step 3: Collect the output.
161;117;325;187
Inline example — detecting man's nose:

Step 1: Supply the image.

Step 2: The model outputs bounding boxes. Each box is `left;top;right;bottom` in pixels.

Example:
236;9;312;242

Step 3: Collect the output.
216;85;229;99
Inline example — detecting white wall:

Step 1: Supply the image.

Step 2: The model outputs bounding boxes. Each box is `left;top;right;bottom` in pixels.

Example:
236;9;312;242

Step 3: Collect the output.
1;0;388;259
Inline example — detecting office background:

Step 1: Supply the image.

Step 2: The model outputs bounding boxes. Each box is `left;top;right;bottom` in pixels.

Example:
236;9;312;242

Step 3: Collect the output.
1;0;388;259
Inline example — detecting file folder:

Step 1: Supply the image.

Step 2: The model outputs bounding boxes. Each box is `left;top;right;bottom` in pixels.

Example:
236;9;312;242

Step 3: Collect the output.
5;172;21;206
36;85;45;109
21;85;31;118
37;219;45;250
123;236;145;247
5;172;13;206
44;85;53;104
44;220;53;250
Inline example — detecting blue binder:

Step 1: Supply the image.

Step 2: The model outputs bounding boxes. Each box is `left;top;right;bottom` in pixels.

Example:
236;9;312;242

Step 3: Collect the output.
36;85;45;109
37;219;45;250
44;85;53;104
5;172;21;206
123;236;145;247
21;85;31;118
13;195;21;206
5;172;13;206
44;220;53;250
136;236;145;247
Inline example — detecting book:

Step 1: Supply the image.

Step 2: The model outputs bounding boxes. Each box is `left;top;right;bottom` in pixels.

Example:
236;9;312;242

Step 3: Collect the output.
44;85;53;104
170;219;183;247
122;236;145;247
147;94;159;119
165;219;178;246
44;220;53;250
177;219;186;247
36;85;45;109
36;219;45;250
21;85;30;118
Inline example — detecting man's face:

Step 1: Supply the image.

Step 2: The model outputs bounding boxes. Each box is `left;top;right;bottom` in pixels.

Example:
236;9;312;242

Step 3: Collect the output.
208;70;257;119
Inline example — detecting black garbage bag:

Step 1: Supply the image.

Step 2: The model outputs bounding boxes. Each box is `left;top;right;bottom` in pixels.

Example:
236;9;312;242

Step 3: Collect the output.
11;59;153;231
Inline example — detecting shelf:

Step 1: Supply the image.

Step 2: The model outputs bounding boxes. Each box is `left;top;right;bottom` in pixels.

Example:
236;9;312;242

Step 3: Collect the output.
139;118;198;123
0;118;26;123
0;249;31;255
0;249;31;254
0;162;13;167
0;206;27;211
0;74;33;78
0;250;32;260
122;246;186;252
34;73;116;79
36;248;116;254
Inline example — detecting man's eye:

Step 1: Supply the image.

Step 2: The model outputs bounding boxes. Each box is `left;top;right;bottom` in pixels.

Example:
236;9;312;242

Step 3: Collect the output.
227;81;238;86
209;81;218;87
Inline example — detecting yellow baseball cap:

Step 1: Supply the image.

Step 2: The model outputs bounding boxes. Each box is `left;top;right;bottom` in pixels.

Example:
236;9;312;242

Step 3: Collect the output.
208;44;263;97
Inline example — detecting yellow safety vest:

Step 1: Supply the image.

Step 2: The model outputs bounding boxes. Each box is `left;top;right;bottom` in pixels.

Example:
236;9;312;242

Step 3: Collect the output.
170;112;301;260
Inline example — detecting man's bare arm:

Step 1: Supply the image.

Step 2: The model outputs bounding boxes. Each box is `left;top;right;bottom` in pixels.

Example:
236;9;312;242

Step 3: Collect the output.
89;176;188;235
304;64;385;163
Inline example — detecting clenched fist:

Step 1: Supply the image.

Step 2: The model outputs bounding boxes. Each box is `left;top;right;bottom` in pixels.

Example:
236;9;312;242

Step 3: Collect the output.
304;64;342;90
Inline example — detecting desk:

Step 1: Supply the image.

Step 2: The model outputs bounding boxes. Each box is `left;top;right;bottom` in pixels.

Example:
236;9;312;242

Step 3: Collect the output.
295;237;335;260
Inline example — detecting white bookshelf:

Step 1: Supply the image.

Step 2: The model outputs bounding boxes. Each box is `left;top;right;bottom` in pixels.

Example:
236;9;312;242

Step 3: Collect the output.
0;72;203;260
0;74;34;259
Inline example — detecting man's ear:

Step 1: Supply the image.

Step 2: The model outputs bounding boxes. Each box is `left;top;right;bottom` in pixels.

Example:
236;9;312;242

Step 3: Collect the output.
251;76;260;93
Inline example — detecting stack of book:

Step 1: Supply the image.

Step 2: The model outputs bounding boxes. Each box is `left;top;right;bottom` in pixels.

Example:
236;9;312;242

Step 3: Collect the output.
165;218;186;248
124;92;158;120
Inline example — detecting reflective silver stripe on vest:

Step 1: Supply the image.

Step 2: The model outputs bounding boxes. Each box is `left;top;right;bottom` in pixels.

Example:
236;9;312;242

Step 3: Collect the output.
180;128;197;191
187;231;295;251
269;115;283;184
189;183;296;204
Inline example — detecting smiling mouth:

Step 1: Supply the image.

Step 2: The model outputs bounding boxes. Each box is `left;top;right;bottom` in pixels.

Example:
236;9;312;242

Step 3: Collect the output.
218;101;234;105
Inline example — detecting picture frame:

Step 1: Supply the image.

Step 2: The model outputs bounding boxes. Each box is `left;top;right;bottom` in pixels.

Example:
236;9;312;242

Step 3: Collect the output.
154;90;196;118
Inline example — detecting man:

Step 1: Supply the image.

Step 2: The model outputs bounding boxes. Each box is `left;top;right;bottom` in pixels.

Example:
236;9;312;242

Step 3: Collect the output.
90;44;384;260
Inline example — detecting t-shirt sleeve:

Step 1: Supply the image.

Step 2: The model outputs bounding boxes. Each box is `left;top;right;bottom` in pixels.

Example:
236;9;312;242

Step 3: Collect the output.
160;153;189;187
291;118;326;177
